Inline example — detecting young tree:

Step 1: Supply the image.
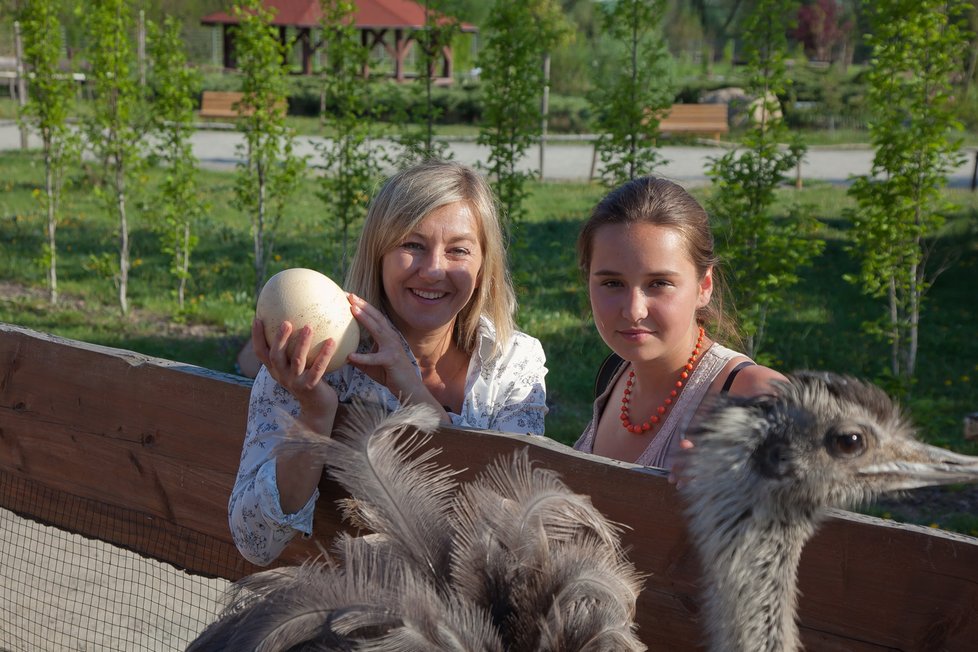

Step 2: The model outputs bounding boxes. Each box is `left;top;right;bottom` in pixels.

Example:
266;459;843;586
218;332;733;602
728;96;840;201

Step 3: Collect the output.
476;0;568;228
588;0;673;187
148;16;205;310
316;0;384;279
846;0;968;385
232;0;305;300
393;0;456;166
17;0;79;305
706;0;822;356
83;0;146;315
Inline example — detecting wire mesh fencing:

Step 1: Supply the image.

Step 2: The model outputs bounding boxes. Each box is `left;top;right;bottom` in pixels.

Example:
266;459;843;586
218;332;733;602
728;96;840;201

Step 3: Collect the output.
0;471;236;652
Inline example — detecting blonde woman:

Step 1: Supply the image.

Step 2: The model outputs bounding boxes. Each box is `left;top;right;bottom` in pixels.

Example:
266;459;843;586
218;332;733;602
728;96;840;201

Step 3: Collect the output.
231;160;548;565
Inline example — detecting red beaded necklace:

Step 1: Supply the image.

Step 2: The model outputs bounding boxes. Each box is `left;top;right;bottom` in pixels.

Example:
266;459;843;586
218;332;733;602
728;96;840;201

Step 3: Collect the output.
619;326;705;434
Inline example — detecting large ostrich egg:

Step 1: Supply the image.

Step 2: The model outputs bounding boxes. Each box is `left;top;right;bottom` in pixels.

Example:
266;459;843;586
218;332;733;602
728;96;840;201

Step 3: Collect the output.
255;268;359;372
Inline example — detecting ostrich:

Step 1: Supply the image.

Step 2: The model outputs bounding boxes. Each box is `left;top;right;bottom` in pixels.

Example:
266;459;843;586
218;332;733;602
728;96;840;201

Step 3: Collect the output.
188;401;645;651
680;371;978;652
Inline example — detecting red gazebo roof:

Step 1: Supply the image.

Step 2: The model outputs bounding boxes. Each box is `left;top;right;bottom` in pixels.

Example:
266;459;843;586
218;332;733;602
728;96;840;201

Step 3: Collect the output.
201;0;476;31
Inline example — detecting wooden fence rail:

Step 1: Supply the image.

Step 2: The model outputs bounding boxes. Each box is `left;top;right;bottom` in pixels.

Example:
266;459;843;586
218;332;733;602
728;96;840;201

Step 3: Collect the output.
1;322;977;650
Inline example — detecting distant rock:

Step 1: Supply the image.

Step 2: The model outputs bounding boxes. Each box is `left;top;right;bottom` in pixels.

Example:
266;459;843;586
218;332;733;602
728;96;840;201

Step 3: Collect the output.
700;87;747;105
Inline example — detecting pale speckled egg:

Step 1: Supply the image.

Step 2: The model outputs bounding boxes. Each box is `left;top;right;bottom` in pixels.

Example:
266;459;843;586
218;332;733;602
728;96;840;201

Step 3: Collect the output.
255;268;359;371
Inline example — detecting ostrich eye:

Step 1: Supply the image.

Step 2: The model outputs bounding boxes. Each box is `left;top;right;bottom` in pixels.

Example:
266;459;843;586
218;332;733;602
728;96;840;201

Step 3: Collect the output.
825;431;866;459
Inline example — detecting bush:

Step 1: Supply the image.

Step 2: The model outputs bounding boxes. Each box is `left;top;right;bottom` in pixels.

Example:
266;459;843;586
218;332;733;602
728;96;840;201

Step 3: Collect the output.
199;72;598;132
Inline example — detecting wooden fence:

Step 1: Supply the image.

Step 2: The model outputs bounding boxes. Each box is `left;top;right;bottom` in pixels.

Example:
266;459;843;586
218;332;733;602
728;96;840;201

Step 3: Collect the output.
1;322;977;650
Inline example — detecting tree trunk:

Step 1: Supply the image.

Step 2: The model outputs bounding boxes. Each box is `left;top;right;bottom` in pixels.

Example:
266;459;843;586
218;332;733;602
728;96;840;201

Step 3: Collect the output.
888;278;899;378
117;156;129;316
44;140;59;305
254;158;267;302
179;221;191;310
539;52;550;180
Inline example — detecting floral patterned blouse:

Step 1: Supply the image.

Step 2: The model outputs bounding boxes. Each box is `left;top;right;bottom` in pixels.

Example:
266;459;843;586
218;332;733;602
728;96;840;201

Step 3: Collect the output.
229;316;548;565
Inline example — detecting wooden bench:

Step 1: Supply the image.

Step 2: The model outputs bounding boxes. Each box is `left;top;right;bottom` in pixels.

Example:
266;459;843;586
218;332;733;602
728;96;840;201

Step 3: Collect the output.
654;103;729;141
3;322;978;650
198;90;287;119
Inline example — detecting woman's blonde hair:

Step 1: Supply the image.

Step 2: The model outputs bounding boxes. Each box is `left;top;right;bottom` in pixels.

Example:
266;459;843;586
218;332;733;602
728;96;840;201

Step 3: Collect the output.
345;160;516;357
577;176;740;347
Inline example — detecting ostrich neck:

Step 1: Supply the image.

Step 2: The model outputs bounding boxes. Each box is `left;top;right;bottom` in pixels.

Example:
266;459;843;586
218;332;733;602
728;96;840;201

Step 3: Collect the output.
700;519;816;652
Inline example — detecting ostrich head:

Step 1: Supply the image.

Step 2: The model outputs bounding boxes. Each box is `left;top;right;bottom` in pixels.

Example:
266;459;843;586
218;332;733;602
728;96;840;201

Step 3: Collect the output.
680;371;978;652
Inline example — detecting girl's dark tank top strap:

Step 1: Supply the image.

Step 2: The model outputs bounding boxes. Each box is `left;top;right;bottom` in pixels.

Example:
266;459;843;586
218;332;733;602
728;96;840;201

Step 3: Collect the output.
720;360;756;395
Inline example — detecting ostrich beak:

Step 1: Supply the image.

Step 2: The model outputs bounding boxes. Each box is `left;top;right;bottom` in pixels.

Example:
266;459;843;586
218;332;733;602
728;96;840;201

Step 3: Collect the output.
859;440;978;491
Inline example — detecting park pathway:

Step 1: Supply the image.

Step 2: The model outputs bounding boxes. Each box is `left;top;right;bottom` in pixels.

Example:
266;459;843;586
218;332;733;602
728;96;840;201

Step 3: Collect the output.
2;121;975;187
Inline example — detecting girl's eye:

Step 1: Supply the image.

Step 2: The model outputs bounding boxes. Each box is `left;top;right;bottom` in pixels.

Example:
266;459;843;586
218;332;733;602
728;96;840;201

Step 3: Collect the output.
600;279;623;288
649;280;671;289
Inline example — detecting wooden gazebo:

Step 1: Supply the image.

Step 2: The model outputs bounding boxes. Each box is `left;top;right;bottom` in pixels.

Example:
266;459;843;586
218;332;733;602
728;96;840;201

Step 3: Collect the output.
201;0;477;83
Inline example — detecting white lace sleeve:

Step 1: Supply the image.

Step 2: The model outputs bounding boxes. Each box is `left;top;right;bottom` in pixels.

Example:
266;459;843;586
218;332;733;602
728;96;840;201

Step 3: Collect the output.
228;367;319;566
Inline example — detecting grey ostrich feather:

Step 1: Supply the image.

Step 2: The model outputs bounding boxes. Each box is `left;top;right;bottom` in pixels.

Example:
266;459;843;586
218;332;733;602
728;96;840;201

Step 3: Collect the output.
188;401;645;651
680;371;978;652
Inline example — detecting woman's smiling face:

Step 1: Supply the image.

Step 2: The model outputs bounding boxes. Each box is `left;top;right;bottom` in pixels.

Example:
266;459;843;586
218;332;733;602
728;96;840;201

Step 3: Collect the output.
588;222;712;364
381;201;483;342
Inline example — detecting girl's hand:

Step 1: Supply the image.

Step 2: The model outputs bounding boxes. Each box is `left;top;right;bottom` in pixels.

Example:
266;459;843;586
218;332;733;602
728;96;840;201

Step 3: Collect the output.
252;317;339;432
669;438;696;489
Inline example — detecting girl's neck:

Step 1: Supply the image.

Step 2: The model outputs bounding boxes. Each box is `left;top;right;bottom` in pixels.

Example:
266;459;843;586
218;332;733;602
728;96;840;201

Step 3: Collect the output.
630;328;711;386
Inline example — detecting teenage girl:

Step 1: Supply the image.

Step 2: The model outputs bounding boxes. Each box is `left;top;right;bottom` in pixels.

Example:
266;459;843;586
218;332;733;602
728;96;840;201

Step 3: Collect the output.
573;176;785;469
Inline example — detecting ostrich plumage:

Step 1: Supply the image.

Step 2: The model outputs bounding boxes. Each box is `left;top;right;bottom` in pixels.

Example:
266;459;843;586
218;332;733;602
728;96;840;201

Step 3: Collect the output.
188;401;645;652
680;371;978;652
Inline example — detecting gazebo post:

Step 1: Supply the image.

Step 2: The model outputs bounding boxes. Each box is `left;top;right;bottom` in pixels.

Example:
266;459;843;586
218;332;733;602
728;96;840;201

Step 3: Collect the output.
394;28;405;82
361;29;372;78
441;44;452;80
299;28;313;74
223;25;235;69
278;26;289;69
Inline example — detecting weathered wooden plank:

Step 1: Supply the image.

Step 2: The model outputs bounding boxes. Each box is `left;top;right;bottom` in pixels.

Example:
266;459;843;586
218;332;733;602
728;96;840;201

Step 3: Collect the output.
2;322;978;651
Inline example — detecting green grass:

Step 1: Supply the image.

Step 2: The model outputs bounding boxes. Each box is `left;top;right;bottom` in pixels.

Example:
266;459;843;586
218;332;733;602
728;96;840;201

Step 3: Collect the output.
2;149;978;531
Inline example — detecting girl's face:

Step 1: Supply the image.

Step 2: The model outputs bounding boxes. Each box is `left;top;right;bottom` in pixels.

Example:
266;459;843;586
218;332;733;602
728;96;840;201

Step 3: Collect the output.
588;222;712;366
381;201;483;342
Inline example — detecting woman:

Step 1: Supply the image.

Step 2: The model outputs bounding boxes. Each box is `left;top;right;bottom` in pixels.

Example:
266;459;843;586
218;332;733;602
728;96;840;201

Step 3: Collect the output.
574;176;784;470
231;160;548;566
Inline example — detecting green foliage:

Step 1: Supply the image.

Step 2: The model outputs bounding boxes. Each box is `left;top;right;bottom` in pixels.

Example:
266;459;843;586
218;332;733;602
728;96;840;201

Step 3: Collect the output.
231;0;306;300
82;0;147;315
476;0;570;228
315;0;385;280
706;0;822;355
148;15;206;311
845;0;968;385
17;0;80;305
588;0;673;187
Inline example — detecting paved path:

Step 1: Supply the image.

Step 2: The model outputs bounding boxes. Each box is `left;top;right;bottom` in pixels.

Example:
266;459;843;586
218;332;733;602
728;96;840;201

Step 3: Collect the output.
2;121;975;187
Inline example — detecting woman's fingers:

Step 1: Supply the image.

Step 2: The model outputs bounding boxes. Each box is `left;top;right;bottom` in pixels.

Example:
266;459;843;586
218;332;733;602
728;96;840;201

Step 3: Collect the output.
349;293;399;344
304;338;338;385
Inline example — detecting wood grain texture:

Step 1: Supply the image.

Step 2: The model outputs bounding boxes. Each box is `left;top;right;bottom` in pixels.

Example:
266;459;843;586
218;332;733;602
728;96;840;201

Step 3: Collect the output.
2;323;977;650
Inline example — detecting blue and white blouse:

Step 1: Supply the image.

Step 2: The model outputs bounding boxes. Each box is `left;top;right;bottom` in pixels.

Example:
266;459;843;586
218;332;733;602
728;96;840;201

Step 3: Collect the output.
229;317;548;565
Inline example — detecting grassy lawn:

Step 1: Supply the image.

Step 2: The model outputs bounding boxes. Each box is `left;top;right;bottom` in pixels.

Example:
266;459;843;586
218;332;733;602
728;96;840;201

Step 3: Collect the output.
2;149;977;532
